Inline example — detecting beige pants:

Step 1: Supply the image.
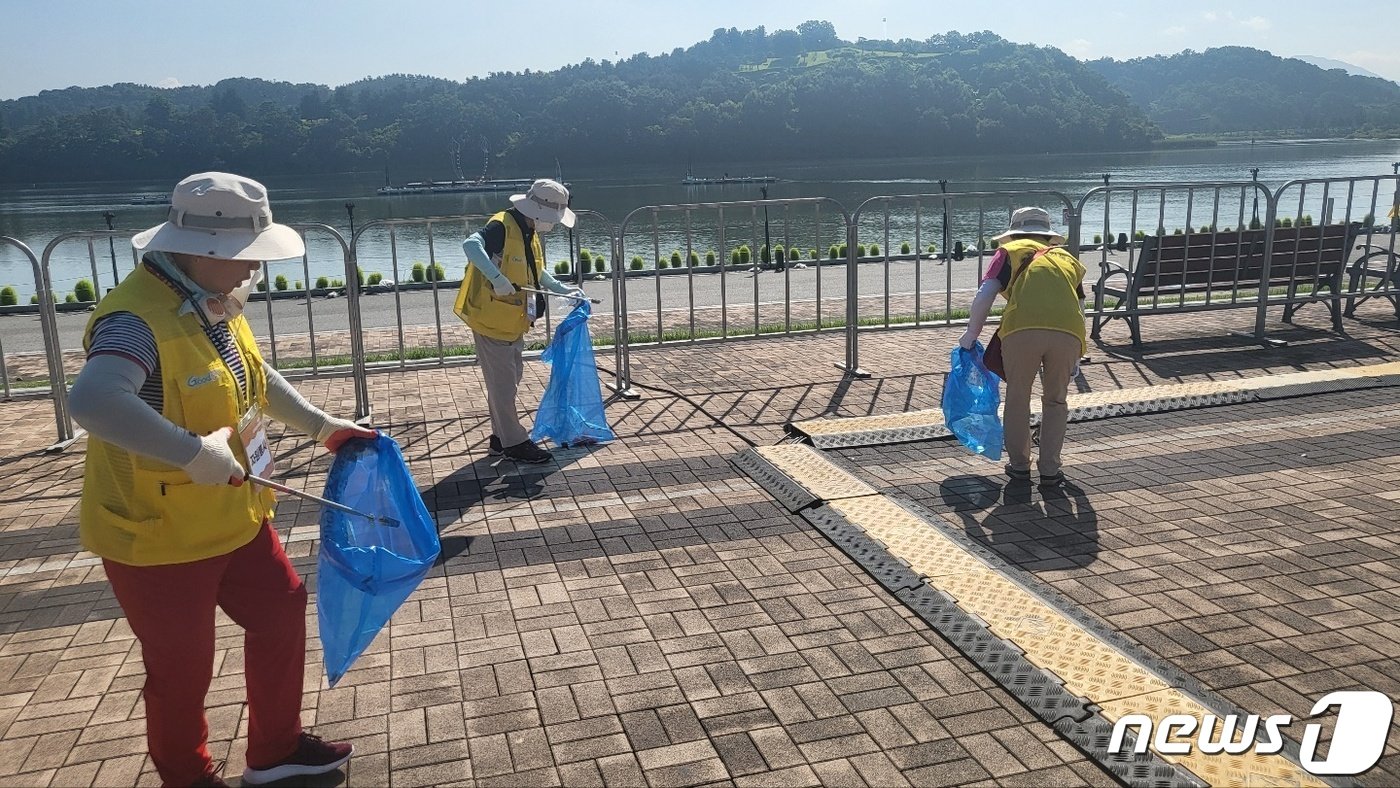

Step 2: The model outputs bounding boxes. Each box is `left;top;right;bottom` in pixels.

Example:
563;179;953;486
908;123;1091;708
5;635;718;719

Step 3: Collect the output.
1001;328;1081;476
473;331;528;446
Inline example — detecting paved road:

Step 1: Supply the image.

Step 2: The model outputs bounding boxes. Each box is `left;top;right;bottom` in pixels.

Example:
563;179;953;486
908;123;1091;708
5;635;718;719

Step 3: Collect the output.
2;255;1033;355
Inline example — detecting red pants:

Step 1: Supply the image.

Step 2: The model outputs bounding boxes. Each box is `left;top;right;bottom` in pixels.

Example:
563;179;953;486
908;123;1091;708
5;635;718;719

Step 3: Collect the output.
104;522;307;787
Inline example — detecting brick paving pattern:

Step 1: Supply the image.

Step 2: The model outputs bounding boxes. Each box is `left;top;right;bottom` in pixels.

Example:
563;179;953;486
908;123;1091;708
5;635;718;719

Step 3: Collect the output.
0;297;1396;785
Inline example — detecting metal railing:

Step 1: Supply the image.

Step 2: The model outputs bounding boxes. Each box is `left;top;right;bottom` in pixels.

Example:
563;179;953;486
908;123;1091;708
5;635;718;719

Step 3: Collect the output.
7;173;1400;446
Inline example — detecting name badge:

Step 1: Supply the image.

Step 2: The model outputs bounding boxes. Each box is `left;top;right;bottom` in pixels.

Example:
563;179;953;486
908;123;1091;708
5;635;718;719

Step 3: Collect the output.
238;406;273;479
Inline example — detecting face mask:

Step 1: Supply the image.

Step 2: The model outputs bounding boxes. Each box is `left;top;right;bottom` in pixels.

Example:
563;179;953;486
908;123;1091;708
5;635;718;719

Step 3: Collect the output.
199;268;261;324
533;220;555;234
148;252;259;325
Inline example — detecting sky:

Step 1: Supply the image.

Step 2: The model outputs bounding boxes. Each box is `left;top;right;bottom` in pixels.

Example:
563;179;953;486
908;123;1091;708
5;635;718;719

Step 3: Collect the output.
2;0;1397;101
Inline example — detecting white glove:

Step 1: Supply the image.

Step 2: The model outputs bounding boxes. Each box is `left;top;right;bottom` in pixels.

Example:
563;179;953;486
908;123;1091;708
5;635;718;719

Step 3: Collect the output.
958;330;977;350
490;276;516;298
182;426;246;486
565;287;587;301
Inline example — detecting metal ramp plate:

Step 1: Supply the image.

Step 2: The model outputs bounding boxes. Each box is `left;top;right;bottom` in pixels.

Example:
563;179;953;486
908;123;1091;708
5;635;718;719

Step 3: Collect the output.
732;444;876;512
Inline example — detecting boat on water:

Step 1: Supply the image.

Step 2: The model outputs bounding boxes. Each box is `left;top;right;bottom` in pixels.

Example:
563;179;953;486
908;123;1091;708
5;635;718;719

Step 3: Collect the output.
377;178;541;196
127;194;168;205
681;172;779;185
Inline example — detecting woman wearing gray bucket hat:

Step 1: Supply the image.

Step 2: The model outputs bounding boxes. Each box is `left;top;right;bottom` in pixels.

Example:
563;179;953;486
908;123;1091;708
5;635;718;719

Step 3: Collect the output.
958;207;1087;488
66;172;366;787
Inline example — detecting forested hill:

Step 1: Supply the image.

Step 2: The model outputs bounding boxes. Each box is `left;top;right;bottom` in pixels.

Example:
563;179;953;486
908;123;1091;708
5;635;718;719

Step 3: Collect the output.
0;25;1155;183
1088;46;1400;136
3;25;1397;185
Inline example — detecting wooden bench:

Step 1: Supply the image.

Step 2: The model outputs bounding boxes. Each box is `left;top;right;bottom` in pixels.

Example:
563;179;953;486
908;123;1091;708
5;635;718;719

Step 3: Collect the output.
1091;223;1360;347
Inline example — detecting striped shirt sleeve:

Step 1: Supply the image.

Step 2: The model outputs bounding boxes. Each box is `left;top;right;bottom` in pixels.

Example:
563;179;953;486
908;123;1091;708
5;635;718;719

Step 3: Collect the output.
88;312;159;375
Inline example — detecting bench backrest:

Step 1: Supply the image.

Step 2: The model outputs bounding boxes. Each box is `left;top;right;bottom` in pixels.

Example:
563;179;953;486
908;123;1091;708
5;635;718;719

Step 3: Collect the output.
1133;224;1357;291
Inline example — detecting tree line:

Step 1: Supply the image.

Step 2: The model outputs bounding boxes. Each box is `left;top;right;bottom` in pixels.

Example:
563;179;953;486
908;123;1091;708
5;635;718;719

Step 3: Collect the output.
1;23;1396;184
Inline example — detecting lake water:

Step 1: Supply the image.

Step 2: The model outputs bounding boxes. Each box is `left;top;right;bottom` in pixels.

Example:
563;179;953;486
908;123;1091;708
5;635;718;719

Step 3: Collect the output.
2;139;1398;301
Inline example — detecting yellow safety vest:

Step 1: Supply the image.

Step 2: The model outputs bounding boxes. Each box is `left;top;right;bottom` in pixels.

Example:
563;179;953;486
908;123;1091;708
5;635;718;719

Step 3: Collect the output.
79;264;275;566
453;211;545;342
996;238;1088;355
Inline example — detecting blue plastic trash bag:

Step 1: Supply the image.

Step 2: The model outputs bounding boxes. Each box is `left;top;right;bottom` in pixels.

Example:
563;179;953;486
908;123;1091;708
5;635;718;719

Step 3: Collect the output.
531;299;616;447
942;343;1004;461
317;434;439;687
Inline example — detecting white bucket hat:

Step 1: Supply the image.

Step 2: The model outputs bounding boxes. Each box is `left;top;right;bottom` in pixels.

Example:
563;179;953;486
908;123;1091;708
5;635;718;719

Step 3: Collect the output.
992;206;1065;244
132;172;306;261
510;179;577;228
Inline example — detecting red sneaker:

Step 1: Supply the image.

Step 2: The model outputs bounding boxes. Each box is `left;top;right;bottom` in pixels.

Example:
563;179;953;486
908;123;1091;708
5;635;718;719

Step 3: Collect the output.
241;733;353;785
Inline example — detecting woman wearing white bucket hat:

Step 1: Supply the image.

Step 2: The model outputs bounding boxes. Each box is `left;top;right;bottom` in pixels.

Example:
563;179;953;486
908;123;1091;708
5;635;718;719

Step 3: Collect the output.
454;178;588;463
66;172;366;787
958;206;1088;488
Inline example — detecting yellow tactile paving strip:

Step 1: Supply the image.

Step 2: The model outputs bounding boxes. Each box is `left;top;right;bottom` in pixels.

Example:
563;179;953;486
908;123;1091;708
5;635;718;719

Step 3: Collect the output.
751;444;878;502
822;482;1325;787
788;360;1400;439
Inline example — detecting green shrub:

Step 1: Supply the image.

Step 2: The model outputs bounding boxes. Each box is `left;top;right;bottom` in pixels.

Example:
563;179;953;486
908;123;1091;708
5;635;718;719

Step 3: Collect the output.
900;241;911;255
1248;217;1263;230
731;249;742;265
316;276;331;289
74;279;96;303
1299;214;1314;226
870;243;881;256
1093;234;1102;244
65;293;77;303
927;243;936;254
671;250;683;267
739;245;751;265
275;274;288;291
775;246;786;264
579;256;592;275
631;256;644;270
705;250;716;266
554;261;568;275
689;250;700;267
855;244;867;258
1173;228;1184;235
990;238;1000;249
29;294;38;304
356;267;365;287
425;264;445;282
655;256;668;270
294;280;303;290
410;263;425;283
1363;213;1375;225
368;272;383;285
1281;217;1293;228
331;278;344;287
809;248;818;260
0;286;16;306
829;245;840;259
839;243;848;257
256;278;267;292
1134;230;1146;241
759;244;770;263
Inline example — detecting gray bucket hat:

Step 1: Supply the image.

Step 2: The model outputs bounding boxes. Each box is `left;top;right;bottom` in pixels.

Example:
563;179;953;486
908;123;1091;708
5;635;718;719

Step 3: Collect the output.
132;172;306;260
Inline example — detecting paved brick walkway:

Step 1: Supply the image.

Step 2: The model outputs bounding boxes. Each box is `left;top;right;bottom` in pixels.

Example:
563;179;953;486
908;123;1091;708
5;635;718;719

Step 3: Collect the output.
0;298;1396;786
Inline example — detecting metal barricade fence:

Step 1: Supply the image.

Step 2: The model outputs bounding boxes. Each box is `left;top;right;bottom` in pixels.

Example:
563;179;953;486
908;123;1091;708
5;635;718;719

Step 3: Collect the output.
616;197;851;389
1268;175;1400;333
844;190;1075;376
37;229;149;448
0;235;74;448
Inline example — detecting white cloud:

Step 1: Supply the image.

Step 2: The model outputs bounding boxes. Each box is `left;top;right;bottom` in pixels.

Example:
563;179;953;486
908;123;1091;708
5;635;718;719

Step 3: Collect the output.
1062;38;1094;58
1164;25;1187;35
1342;50;1400;83
155;77;181;89
1202;11;1218;22
1240;16;1271;32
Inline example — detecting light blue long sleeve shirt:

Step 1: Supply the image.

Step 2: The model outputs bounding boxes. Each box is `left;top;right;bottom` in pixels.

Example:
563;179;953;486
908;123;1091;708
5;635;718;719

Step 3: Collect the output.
462;233;572;294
